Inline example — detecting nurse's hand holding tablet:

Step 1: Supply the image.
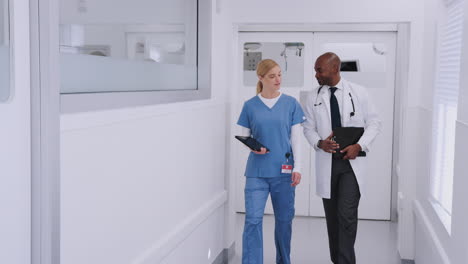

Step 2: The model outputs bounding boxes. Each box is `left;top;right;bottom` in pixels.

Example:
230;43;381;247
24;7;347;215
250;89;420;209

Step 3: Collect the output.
252;147;268;154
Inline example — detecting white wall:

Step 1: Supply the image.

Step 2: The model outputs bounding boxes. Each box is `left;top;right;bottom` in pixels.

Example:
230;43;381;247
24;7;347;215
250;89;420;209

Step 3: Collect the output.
411;0;468;263
60;1;230;264
60;101;226;264
0;0;31;263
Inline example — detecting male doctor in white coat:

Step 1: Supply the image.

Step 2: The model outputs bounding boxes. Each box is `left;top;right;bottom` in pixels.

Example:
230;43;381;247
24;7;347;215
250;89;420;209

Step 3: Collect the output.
302;52;381;264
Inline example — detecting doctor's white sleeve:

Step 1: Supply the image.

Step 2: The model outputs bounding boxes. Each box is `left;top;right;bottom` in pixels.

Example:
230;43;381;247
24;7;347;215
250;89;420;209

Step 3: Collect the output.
291;124;303;173
302;93;322;151
240;126;251;137
357;87;382;152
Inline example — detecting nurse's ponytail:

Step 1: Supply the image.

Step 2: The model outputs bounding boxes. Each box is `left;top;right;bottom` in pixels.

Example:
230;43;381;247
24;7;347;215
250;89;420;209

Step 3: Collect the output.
256;81;263;94
256;59;280;95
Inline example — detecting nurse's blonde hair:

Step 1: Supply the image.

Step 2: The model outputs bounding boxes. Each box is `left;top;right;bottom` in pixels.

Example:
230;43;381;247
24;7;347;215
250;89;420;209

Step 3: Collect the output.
256;59;280;94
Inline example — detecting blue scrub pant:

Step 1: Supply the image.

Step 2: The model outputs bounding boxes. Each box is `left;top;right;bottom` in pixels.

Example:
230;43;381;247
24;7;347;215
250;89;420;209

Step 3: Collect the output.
242;176;296;264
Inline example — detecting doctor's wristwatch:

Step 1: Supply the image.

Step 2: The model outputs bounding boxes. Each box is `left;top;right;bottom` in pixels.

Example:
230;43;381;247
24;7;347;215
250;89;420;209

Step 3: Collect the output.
317;139;323;149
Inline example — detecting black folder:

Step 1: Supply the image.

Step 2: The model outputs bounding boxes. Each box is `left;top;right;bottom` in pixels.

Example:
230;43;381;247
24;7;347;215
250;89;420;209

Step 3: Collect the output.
332;127;366;159
235;136;270;152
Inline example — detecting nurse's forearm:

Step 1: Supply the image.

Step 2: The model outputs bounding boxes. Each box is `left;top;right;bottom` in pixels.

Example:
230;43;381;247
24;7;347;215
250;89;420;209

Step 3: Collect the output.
291;124;302;173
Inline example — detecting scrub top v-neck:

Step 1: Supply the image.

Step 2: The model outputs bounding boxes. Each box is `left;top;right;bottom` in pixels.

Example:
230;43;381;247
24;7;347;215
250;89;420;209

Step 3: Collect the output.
237;93;305;178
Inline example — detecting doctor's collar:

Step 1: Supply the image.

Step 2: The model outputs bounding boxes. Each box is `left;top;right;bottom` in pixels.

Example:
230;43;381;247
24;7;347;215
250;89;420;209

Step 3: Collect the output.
323;79;344;91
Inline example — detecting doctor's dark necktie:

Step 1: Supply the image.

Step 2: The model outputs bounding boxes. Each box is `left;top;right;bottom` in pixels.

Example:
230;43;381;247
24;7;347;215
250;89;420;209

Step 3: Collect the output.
329;87;342;129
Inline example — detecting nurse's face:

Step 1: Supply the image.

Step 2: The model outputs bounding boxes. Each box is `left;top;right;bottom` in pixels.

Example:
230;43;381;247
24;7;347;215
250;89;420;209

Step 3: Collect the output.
314;57;337;86
259;66;282;91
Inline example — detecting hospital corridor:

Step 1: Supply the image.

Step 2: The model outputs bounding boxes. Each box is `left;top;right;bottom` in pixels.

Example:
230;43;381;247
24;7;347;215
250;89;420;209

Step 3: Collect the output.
231;214;402;264
1;0;468;264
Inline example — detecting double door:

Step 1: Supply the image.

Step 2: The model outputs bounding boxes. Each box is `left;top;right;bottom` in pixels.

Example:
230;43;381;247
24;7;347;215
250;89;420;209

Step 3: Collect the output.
233;31;396;220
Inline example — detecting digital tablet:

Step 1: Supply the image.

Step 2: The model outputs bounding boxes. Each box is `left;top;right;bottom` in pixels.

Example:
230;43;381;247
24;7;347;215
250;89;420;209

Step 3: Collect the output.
235;136;270;152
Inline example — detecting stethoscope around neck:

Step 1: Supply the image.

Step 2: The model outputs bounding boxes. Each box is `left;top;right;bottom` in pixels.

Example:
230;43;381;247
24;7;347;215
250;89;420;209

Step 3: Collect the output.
314;85;356;117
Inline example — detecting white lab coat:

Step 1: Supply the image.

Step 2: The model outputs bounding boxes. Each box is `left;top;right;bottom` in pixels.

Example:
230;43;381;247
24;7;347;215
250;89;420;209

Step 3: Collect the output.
302;79;381;199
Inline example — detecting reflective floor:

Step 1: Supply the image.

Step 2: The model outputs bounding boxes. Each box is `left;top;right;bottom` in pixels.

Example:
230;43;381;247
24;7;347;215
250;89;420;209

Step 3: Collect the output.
232;213;401;264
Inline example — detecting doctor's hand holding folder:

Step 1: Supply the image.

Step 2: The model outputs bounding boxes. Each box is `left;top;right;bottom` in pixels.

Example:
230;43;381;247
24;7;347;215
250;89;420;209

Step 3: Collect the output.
319;127;366;160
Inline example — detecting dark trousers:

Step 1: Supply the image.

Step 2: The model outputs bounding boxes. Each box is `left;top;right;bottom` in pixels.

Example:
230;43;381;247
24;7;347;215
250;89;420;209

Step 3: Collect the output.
322;159;361;264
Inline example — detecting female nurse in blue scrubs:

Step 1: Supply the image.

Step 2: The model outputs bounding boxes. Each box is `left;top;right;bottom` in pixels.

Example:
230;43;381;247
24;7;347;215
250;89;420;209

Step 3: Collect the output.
237;59;305;264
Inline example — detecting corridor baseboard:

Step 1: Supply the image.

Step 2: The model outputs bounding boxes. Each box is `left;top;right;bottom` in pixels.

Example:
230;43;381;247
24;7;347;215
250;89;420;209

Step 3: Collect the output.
132;191;227;264
212;242;235;264
413;199;450;264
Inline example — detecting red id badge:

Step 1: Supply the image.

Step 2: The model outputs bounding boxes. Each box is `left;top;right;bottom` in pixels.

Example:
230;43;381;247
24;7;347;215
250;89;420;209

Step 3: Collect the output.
281;164;293;174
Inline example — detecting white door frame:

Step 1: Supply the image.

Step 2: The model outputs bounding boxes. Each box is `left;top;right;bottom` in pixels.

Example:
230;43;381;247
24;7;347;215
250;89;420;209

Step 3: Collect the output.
229;23;410;221
30;0;61;263
2;0;32;263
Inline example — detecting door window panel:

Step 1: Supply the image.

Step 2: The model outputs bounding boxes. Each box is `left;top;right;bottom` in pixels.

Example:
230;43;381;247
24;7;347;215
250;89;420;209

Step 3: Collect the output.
243;42;305;87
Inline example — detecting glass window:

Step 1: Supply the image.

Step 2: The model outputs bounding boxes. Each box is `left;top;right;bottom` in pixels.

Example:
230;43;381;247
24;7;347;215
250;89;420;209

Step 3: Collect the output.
0;0;10;102
430;0;465;234
243;42;305;87
59;0;197;94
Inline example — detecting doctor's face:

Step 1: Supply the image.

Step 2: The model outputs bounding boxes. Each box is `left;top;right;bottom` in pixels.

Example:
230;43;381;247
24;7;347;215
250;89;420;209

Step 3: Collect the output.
314;58;338;86
259;66;282;91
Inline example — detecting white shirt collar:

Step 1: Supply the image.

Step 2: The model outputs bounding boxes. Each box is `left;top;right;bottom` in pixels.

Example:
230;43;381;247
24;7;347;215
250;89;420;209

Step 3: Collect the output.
258;91;282;101
326;79;343;91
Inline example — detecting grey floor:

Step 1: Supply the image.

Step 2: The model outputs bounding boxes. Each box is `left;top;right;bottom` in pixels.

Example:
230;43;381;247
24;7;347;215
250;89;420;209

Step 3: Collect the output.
231;213;401;264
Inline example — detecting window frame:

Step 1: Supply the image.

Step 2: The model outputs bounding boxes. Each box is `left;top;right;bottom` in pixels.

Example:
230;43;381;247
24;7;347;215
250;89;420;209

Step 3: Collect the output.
60;0;211;113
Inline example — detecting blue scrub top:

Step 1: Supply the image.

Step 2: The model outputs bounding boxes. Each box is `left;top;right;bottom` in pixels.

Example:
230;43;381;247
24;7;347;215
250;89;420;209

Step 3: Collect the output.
237;94;305;178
